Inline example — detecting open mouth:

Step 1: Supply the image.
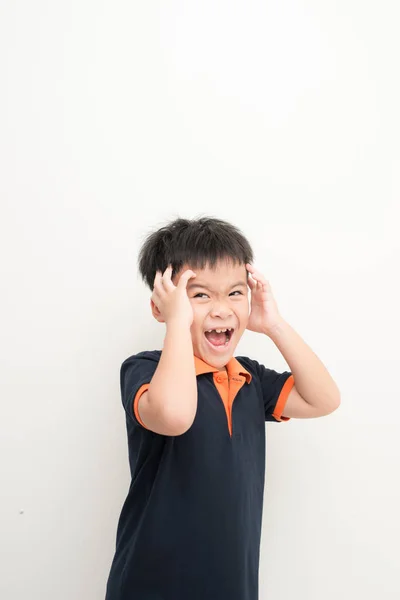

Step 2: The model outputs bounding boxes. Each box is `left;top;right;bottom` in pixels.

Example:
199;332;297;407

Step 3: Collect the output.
204;327;234;350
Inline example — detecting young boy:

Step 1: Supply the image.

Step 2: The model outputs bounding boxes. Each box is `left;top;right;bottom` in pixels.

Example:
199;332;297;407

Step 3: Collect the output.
105;217;340;600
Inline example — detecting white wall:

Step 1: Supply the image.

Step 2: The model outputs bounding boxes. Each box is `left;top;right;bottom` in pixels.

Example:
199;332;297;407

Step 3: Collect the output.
1;1;399;599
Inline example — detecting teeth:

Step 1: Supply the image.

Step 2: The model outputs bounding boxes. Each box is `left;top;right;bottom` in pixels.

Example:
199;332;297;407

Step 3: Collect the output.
206;328;233;333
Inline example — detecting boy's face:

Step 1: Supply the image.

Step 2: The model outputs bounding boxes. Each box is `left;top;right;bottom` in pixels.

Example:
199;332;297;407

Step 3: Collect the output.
172;260;250;369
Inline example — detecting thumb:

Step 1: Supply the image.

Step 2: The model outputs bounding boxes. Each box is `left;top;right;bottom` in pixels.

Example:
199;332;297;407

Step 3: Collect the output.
177;269;196;289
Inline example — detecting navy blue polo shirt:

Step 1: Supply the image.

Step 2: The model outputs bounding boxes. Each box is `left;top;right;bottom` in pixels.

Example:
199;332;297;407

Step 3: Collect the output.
106;350;294;600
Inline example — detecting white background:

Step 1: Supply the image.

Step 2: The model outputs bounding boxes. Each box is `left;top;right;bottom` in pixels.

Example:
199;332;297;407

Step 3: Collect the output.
1;1;399;599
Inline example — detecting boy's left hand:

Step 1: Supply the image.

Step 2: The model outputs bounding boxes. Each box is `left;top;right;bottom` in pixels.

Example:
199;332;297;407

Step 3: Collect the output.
246;264;285;336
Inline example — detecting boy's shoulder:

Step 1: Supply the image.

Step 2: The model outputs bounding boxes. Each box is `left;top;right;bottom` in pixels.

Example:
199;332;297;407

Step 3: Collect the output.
121;351;261;370
120;351;266;382
122;349;161;362
121;349;161;370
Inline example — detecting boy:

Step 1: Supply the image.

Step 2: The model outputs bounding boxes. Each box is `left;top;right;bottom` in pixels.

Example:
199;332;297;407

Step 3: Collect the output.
105;217;340;600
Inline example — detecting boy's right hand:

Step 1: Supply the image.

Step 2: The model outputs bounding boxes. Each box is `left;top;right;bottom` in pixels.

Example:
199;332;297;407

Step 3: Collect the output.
151;266;197;328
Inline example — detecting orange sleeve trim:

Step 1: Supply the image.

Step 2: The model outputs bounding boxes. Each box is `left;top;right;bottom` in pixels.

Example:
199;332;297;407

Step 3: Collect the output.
133;383;151;428
272;374;295;422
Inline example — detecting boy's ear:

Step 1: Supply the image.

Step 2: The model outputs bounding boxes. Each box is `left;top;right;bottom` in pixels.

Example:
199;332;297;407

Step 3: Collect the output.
150;298;165;323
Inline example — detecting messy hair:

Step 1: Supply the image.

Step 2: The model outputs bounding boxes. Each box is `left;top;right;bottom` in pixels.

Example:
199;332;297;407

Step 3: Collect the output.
138;216;254;290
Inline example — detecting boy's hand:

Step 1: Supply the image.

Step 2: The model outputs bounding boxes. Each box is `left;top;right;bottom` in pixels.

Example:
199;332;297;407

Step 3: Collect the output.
151;266;196;328
246;263;285;336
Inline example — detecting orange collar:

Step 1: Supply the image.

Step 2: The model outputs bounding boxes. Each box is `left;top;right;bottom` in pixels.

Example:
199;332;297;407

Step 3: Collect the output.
194;355;252;383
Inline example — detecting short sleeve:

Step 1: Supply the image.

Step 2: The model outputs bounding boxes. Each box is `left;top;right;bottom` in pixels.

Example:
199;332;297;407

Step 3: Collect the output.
253;359;295;422
120;352;160;428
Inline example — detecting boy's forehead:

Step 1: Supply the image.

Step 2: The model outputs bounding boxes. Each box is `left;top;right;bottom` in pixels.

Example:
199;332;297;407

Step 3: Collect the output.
176;260;248;282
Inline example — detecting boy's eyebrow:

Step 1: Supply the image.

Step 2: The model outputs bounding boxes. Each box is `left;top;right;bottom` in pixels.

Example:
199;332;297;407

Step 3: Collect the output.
187;281;248;291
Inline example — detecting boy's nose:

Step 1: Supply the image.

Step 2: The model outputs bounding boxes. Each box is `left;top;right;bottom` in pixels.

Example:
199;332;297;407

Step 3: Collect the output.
209;303;233;319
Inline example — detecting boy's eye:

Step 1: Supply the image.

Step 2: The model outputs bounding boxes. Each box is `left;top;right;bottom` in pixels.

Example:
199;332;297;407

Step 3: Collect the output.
193;291;243;298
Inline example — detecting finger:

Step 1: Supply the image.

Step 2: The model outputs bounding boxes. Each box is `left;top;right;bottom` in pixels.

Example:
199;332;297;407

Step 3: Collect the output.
177;269;197;288
153;271;165;295
247;276;256;290
248;270;261;285
246;263;255;274
161;265;175;291
247;263;263;282
248;268;268;287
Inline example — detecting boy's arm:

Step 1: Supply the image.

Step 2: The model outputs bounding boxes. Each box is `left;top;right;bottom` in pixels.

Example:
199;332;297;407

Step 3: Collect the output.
268;319;341;419
137;322;197;436
136;266;198;436
245;264;340;419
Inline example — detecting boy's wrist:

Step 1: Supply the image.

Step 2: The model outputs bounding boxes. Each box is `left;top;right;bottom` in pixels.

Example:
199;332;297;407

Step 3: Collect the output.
166;318;192;331
263;318;288;339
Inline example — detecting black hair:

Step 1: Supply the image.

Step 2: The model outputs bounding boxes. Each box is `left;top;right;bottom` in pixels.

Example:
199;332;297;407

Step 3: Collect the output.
138;215;254;290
